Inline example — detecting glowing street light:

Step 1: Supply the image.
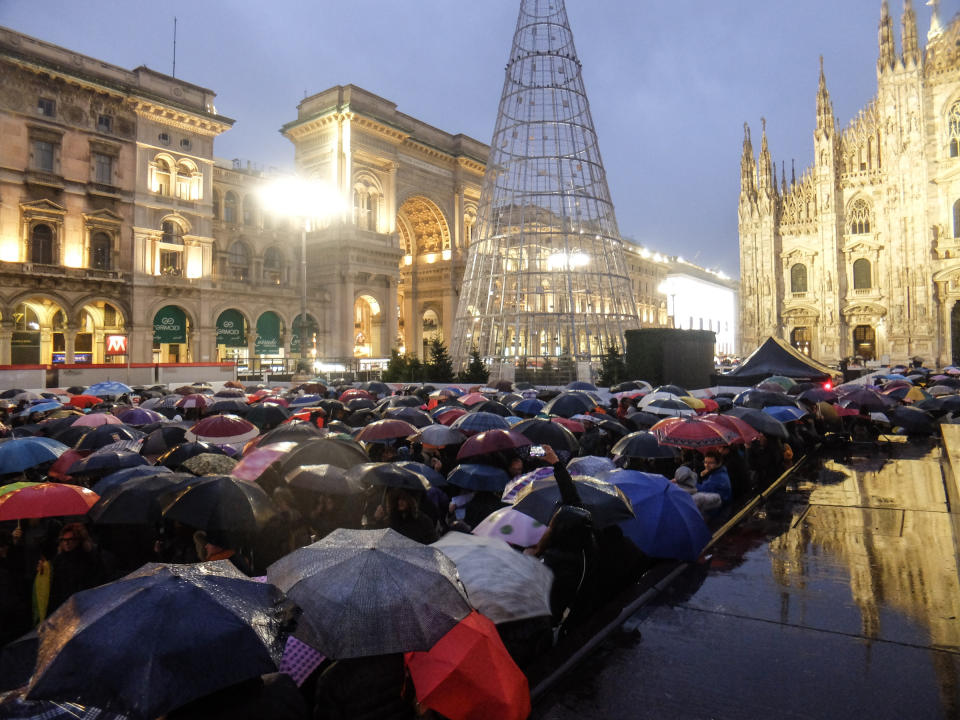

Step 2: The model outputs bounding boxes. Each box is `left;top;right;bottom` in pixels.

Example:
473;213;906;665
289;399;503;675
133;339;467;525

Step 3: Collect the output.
260;177;345;369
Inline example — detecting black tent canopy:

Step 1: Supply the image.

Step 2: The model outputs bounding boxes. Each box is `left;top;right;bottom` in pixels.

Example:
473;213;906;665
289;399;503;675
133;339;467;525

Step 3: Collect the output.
714;337;837;386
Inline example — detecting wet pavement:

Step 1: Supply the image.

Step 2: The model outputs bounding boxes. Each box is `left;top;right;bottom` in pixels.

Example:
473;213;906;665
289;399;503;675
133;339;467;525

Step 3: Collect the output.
533;439;960;719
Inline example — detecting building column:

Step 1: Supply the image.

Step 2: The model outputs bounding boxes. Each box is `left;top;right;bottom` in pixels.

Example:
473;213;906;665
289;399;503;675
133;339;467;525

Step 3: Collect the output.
93;329;105;364
39;329;52;365
340;273;355;360
385;278;399;354
64;328;77;365
0;320;12;365
130;325;152;365
939;286;951;368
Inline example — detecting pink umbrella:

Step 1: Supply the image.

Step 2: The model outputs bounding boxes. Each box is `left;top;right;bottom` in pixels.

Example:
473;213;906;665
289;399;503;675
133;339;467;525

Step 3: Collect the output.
176;393;210;410
256;396;289;408
185;414;260;445
458;393;489;407
231;442;298;482
73;413;124;428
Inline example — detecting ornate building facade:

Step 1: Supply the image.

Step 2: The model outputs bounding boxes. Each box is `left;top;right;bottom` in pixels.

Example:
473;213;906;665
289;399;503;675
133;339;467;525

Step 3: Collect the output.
740;2;960;366
0;26;685;375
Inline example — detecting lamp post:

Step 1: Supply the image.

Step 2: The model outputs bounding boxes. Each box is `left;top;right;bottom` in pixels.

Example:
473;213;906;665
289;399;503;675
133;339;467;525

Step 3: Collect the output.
261;176;343;374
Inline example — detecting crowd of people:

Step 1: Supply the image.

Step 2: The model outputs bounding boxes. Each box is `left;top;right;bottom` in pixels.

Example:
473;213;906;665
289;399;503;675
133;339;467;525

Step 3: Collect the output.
0;366;948;719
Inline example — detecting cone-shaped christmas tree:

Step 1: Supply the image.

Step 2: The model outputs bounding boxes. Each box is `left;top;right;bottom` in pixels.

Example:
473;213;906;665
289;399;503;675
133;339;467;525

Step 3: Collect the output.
451;0;639;378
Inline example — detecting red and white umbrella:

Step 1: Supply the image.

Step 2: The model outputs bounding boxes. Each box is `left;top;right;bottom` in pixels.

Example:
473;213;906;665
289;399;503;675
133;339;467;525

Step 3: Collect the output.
651;417;739;451
73;413;124;428
186;414;260;445
176;394;210;410
231;442;298;482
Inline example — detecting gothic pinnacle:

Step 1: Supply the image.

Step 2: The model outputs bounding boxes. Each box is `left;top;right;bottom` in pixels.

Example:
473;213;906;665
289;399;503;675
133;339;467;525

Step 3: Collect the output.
878;0;896;72
903;0;919;65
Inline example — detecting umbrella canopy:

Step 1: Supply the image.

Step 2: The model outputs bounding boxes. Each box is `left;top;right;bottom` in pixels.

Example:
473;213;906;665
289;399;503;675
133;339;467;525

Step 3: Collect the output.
383;406;433;428
413;425;467;448
602;469;711;562
74;425;144;452
45;448;87;481
764;375;798;391
837;386;894;412
762;405;808;423
611;431;676;459
644;398;697;417
511;418;580;453
610;380;652;393
231;442;298;482
89;472;196;525
446;464;511;492
886;405;936;434
0;482;98;521
66;394;104;409
115;407;166;427
67;449;148;478
456;429;532;460
638;390;682;407
472;506;548;547
432;534;551;624
0;436;69;474
363;381;391;397
157;441;227;469
257;421;324;446
724;407;790;440
566;455;617;477
700;413;764;444
733;389;797;409
394;461;446;488
513;476;634;528
450;411;511;435
511;398;546;417
468;400;513;417
346;462;429;491
72;413;124;428
458;392;490;407
181;452;239;476
185;414;259;445
86;381;133;398
435;407;469;426
204;398;251;416
175;393;210;410
266;528;472;659
25;561;288;719
797;388;838;404
339;388;375;403
652;417;739;451
355;418;419;443
285;464;365;495
163;475;277;546
405;612;530;720
141;425;189;457
542;392;597;418
246;403;291;430
92;465;174;496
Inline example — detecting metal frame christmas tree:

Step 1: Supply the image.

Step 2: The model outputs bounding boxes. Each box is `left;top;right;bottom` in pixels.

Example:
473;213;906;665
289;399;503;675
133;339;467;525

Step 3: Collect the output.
451;0;639;378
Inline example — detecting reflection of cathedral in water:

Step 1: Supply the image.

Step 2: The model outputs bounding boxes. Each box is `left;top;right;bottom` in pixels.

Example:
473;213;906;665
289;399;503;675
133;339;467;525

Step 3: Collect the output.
768;448;960;709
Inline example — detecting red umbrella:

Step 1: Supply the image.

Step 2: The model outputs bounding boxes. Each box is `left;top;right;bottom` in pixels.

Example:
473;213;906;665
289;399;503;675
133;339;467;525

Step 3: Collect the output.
700;414;763;445
176;393;210;410
699;397;720;413
458;393;489;407
46;449;89;481
456;430;531;460
355;419;419;443
67;395;103;409
651;417;739;451
338;388;375;403
186;414;260;445
72;413;124;428
257;396;289;408
436;408;468;426
0;482;99;521
551;417;584;434
231;442;298;482
405;611;530;720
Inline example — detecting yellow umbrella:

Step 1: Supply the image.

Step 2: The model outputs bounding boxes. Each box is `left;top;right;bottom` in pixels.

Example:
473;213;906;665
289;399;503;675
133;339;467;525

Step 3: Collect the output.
904;386;931;404
679;396;705;410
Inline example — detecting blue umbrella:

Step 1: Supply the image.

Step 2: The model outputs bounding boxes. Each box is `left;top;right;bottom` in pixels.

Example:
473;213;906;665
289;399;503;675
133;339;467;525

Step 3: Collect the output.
762;405;808;423
567;455;616;477
602;469;711;562
394;460;446;487
446;463;511;492
15;401;62;417
289;394;323;407
0;437;69;474
450;412;511;434
87;381;134;398
68;450;148;478
511;398;546;416
92;465;173;495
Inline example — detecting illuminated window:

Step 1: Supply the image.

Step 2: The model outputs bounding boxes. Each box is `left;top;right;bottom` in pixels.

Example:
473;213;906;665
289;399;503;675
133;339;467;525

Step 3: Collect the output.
30;224;55;265
949;101;960;157
849;199;872;234
162;221;184;245
790;263;808;293
853;258;872;289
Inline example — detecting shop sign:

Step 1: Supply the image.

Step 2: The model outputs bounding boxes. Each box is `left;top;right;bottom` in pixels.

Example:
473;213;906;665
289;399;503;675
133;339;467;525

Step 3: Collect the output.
216;310;246;348
255;312;281;354
153;306;186;344
106;335;128;355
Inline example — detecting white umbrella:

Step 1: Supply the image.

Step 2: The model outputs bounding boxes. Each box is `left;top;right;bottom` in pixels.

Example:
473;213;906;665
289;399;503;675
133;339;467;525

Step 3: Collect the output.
434;533;553;624
638;390;682;408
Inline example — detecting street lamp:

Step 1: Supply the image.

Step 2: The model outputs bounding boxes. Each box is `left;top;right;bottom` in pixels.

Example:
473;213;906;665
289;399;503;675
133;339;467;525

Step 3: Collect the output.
261;176;343;372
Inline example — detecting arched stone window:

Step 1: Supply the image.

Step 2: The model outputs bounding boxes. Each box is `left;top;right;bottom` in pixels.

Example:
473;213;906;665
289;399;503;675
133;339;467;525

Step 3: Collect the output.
224;191;238;224
849;199;872;235
152;155;174;196
160;220;184;276
227;240;250;280
790;263;808;293
175;160;200;201
30;224;54;265
853;258;872;289
90;231;111;270
949;101;960;158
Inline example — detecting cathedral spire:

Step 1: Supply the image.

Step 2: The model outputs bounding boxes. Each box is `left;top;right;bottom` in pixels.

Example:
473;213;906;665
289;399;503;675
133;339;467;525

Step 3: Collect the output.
758;117;775;193
816;56;834;136
740;122;757;199
878;0;897;72
928;0;944;42
902;0;919;66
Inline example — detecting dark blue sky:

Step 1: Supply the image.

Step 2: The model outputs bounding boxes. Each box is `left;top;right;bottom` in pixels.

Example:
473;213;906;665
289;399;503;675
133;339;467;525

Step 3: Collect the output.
3;1;957;275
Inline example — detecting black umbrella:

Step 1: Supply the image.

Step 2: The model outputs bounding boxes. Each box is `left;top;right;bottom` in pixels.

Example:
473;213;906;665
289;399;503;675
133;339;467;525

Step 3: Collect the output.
157;441;227;470
141;425;190;457
25;562;289;719
610;381;646;393
257;421;323;446
345;462;429;490
266;528;471;659
383;406;434;428
318;400;347;417
468;400;513;417
74;425;145;452
257;436;369;493
246;403;290;430
47;424;93;448
654;384;688;396
284;464;365;495
623;410;661;429
838;387;894;412
65;386;87;395
512;417;580;453
542;391;598;418
938;395;960;413
886;405;936;434
611;431;677;459
0;389;26;399
734;389;798;409
591;416;631;438
213;388;246;398
204;398;250;416
88;472;196;525
163;475;278;546
363;381;391;397
0;629;37;693
68;450;148;478
346;398;376;411
379;395;425;410
724;407;790;439
346;408;378;427
513;477;635;528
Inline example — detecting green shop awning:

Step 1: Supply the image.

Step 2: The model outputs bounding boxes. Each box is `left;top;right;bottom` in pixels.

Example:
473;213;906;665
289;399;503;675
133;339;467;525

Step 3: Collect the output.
153;306;187;344
216;309;247;347
255;312;282;354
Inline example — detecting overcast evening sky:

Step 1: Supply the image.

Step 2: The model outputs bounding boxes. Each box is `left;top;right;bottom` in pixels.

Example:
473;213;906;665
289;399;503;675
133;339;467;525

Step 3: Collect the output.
3;1;959;277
